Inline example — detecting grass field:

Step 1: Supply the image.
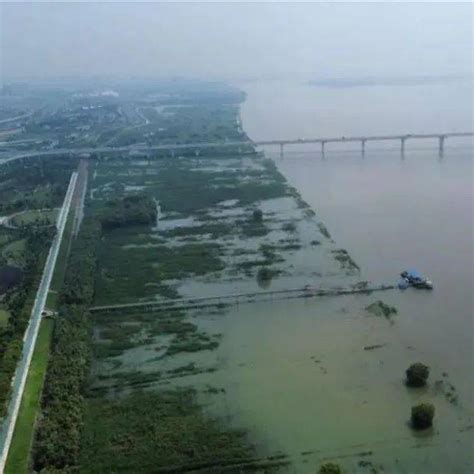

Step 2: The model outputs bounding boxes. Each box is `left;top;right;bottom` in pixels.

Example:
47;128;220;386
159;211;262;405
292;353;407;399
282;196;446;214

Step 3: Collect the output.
80;388;255;473
0;234;11;247
5;319;54;474
2;238;27;267
11;209;58;227
0;308;10;327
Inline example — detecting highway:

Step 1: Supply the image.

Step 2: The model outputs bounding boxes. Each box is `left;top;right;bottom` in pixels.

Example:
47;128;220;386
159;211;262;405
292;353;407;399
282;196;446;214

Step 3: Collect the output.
0;172;78;473
71;160;89;236
0;112;33;126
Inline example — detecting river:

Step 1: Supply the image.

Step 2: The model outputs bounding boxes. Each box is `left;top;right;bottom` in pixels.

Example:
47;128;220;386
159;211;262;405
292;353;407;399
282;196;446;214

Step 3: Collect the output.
210;79;473;472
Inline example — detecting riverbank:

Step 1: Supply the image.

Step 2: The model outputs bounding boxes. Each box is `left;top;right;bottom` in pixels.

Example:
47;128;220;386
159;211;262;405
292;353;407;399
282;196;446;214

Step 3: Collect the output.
239;79;473;472
20;79;473;472
74;95;370;471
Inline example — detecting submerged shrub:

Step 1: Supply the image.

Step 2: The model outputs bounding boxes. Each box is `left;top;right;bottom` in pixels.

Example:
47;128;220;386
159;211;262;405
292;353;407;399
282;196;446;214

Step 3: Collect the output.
319;462;342;474
252;208;263;223
282;222;297;232
406;363;430;387
411;403;435;430
256;267;274;289
365;300;397;319
257;267;273;282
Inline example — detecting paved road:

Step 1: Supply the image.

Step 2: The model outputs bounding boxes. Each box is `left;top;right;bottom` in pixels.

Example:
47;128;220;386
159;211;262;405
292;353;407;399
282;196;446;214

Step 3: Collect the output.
0;112;32;126
0;140;254;165
0;172;78;472
71;159;89;237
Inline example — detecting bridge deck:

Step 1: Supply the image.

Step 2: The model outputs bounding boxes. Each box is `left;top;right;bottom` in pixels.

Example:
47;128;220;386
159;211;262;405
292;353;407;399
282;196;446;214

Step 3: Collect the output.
256;132;474;146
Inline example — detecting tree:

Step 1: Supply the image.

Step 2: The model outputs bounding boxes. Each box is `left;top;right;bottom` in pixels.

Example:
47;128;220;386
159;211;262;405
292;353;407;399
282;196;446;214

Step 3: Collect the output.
319;462;342;474
252;208;263;223
257;267;273;281
411;403;435;429
406;363;429;387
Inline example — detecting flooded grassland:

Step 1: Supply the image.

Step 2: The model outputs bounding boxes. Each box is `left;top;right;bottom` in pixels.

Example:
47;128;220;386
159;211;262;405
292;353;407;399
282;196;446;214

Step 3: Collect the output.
80;122;472;471
80;149;376;472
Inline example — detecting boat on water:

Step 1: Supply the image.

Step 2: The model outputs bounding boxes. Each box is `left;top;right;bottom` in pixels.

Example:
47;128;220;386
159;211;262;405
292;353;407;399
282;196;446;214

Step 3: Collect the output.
398;270;433;290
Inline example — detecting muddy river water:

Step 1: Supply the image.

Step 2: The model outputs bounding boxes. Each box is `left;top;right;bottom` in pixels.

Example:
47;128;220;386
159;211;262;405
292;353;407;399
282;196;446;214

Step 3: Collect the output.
204;81;474;472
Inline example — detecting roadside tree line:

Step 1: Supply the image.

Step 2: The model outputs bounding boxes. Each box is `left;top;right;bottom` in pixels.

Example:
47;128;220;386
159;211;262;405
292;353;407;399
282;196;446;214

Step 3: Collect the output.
33;219;101;471
0;227;54;419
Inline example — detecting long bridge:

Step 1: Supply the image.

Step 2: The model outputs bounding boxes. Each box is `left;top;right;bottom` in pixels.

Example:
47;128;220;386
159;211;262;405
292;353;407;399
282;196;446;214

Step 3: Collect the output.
257;132;474;156
1;131;473;165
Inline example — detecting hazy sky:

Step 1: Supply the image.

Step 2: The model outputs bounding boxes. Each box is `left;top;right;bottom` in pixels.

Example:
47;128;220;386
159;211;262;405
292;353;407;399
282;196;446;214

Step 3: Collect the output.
1;2;472;81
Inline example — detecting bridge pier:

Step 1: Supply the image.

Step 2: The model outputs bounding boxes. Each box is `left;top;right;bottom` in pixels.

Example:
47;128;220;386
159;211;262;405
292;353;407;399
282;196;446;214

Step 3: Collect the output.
361;139;366;156
438;135;445;156
279;143;284;159
321;141;326;156
400;137;407;157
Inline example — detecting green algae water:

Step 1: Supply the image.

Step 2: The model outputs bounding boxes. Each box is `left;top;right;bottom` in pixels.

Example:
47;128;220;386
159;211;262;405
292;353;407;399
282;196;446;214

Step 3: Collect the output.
213;80;474;472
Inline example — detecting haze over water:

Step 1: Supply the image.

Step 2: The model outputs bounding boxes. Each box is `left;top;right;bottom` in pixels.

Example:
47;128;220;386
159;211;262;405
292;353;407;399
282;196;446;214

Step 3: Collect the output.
240;79;473;140
241;79;473;305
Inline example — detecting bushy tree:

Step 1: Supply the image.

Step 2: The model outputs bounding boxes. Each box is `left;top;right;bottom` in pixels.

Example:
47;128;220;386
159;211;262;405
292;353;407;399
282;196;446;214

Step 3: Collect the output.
319;462;342;474
406;362;430;387
411;403;435;429
252;208;263;223
257;267;273;281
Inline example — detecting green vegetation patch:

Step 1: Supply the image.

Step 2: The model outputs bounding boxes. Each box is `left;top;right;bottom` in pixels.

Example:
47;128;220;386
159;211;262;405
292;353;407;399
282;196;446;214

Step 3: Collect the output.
365;300;398;320
93;308;220;364
0;308;10;328
79;389;254;473
240;220;270;238
0;227;53;420
5;319;54;474
11;209;58;228
318;222;332;240
2;239;27;267
331;248;360;272
99;193;157;230
95;235;224;305
159;221;232;239
0;233;13;248
0;156;75;216
150;160;287;215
